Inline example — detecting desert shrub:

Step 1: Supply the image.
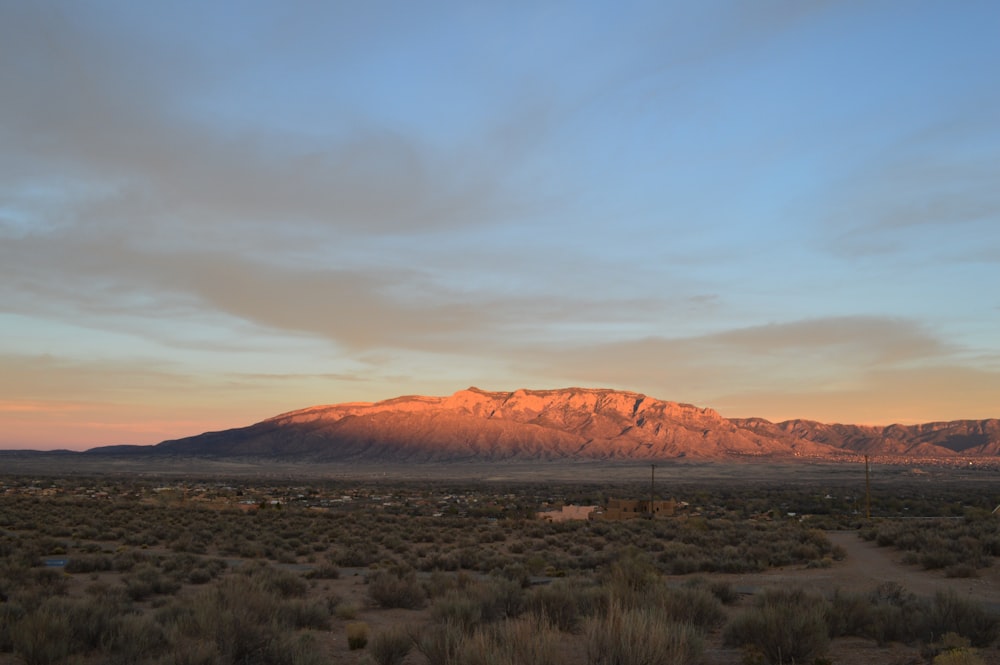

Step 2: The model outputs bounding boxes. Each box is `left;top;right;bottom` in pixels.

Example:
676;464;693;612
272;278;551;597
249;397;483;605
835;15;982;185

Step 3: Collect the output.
276;598;330;630
492;562;531;588
420;551;461;572
263;632;328;665
369;625;413;665
922;633;984;665
368;567;426;609
457;547;480;569
64;591;131;652
241;561;307;598
666;554;703;575
528;578;600;632
921;545;961;570
656;585;725;629
476;577;526;623
65;553;114;574
303;563;339;580
335;545;378;567
865;519;995;571
123;563;182;600
101;613;169;665
708;579;739;605
159;569;329;665
601;548;657;603
457;617;562;665
424;570;473;599
190;587;275;663
11;604;72;665
723;588;829;665
866;581;931;645
156;634;219;665
170;554;228;583
28;568;69;596
333;601;359;619
431;578;526;632
415;621;465;665
188;567;213;584
585;601;703;665
946;564;979;579
932;637;987;665
432;589;484;633
934;650;985;665
113;549;145;573
826;589;873;638
153;600;196;632
805;556;833;569
0;601;26;651
927;591;1000;648
347;622;369;650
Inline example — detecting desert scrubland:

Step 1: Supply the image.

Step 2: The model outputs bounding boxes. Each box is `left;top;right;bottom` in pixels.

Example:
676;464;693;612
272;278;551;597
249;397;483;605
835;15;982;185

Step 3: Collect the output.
1;463;999;665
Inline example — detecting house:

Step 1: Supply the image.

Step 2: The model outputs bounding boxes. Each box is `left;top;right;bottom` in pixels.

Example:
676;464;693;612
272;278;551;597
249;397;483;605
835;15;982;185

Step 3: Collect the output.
590;498;677;520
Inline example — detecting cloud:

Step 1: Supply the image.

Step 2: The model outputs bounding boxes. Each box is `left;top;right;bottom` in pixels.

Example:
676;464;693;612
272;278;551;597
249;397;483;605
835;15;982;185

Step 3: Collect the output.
513;316;967;420
0;236;482;351
0;3;598;366
0;3;531;244
709;317;949;365
0;400;85;414
715;364;1000;425
0;354;196;403
0;352;380;448
0;216;685;355
819;108;1000;258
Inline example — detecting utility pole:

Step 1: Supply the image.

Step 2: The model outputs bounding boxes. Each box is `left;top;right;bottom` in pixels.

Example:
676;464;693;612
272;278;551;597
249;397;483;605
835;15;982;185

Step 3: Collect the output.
864;455;871;520
649;464;656;518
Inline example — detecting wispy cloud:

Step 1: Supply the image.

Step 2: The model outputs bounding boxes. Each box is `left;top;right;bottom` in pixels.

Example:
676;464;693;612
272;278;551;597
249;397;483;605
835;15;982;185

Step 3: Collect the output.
514;316;988;423
820;105;1000;258
715;364;1000;425
0;4;533;247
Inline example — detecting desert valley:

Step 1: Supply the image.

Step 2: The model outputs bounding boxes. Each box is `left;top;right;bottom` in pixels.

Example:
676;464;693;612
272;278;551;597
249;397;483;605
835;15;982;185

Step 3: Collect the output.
2;388;1000;665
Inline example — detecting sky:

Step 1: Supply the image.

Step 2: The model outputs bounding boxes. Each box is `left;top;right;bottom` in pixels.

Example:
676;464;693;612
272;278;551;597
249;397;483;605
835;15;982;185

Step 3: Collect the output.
2;1;1000;450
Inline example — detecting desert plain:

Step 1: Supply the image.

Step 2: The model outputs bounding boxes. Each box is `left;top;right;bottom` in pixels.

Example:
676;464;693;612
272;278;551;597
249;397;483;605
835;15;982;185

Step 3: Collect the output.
1;458;999;665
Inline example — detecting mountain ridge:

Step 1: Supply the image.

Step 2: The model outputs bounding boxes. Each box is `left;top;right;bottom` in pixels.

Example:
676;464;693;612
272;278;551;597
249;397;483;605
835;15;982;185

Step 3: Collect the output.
80;387;1000;462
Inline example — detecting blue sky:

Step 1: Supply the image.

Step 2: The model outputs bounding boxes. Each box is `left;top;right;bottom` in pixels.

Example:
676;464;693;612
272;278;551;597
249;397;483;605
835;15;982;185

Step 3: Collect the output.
2;1;999;449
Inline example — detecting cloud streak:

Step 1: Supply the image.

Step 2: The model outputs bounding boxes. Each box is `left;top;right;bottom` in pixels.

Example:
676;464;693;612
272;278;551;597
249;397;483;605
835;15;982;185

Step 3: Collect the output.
514;316;995;423
0;4;534;247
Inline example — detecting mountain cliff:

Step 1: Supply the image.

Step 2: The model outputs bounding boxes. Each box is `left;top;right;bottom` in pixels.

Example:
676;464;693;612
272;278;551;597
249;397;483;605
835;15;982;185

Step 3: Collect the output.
85;387;1000;462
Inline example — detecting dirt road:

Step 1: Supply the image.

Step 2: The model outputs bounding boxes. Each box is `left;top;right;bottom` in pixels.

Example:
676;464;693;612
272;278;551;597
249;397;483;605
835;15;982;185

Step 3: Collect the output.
724;530;1000;609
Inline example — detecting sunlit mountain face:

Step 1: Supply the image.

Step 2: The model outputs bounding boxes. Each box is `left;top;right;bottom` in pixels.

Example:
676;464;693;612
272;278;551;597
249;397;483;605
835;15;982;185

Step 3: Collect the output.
83;388;1000;462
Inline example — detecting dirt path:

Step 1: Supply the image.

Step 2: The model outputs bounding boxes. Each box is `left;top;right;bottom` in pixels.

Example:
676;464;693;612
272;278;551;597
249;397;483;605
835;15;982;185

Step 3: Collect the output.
720;530;1000;609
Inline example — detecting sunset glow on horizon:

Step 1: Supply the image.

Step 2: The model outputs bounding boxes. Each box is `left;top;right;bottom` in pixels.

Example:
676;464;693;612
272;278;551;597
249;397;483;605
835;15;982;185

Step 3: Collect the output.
3;2;1000;451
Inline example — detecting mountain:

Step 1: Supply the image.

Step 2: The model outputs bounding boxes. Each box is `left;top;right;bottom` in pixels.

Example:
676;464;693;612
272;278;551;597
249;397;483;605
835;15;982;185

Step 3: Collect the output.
82;387;1000;462
732;417;1000;457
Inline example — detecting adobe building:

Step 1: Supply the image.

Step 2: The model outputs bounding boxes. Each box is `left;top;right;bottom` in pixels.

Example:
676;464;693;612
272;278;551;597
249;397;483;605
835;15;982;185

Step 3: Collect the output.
537;505;600;522
590;498;677;520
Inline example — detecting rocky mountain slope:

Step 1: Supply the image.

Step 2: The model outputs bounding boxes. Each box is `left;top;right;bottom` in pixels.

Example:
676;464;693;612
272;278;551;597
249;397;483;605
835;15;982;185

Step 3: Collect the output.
85;387;1000;462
